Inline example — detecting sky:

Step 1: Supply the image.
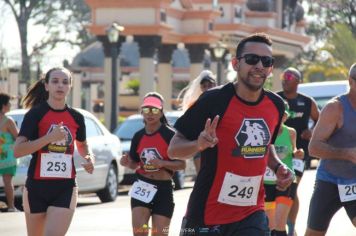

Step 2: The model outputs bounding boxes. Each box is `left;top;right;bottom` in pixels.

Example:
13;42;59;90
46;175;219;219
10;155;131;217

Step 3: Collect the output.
0;9;80;72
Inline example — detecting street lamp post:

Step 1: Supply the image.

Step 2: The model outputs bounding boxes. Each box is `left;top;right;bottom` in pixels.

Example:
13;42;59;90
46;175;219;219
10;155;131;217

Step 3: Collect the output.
213;41;227;85
106;23;124;132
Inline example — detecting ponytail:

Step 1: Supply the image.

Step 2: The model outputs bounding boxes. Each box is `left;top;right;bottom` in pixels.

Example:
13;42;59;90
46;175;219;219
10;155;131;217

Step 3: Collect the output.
21;79;48;109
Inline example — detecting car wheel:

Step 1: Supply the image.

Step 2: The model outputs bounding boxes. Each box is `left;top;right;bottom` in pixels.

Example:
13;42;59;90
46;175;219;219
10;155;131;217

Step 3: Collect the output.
97;164;118;202
173;170;185;190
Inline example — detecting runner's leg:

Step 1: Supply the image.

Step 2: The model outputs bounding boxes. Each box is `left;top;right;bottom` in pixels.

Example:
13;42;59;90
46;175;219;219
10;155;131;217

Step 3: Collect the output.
44;206;75;236
152;214;171;236
132;206;151;236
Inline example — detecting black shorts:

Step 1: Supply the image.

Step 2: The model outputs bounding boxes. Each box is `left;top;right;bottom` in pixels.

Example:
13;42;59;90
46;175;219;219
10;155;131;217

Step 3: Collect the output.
307;179;356;231
180;210;270;236
264;183;297;202
23;179;77;213
131;174;175;218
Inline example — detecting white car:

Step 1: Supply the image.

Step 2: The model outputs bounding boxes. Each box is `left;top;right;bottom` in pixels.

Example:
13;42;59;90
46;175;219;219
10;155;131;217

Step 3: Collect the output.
298;80;349;109
0;108;124;208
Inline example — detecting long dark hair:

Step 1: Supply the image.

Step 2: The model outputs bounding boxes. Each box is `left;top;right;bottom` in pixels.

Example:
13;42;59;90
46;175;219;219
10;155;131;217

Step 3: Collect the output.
22;67;72;108
143;92;170;126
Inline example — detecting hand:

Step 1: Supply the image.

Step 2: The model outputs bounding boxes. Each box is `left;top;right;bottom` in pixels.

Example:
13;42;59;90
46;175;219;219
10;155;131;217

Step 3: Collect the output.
81;154;94;174
275;164;294;191
197;116;219;151
120;153;130;167
48;122;67;143
300;129;312;140
293;148;304;160
149;158;164;169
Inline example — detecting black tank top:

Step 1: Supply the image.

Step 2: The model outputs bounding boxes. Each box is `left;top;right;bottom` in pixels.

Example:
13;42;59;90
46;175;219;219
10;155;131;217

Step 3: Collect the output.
277;92;312;152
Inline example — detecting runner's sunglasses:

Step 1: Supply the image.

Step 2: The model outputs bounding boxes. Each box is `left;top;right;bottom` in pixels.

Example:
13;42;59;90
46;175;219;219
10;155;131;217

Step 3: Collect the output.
142;107;161;114
237;54;274;67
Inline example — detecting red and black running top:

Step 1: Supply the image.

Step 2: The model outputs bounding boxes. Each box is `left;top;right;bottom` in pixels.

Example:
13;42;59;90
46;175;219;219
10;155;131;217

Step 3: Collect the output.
174;83;284;226
130;124;175;175
19;102;86;183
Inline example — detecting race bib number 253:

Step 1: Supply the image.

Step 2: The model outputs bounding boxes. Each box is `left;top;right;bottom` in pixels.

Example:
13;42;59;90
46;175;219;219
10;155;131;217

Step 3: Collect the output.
40;153;72;178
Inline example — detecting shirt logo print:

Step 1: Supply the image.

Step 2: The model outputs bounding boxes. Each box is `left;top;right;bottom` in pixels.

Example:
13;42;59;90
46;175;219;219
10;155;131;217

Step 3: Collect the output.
234;119;271;158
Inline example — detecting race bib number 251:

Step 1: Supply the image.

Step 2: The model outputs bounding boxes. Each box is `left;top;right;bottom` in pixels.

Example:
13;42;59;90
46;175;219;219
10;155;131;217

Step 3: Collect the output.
129;180;158;203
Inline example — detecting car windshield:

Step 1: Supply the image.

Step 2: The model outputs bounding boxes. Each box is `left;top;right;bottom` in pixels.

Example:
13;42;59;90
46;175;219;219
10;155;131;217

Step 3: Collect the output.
115;118;144;140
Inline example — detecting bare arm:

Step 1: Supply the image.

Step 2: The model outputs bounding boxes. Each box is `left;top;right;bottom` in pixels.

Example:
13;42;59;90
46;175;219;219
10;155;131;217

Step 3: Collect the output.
267;145;284;171
289;127;304;159
310;98;320;125
150;159;186;171
268;145;294;191
168;132;200;160
168;116;219;159
76;140;92;160
6;118;18;140
14;122;67;158
14;123;67;158
301;99;320;140
120;153;140;170
76;140;94;174
309;100;356;163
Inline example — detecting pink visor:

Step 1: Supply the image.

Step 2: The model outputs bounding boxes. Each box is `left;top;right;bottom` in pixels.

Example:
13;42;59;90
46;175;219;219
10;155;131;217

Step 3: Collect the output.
141;96;162;109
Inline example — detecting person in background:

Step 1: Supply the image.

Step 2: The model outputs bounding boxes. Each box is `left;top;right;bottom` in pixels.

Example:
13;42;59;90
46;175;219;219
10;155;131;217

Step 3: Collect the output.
177;70;217;173
277;67;320;236
14;67;94;236
168;33;294;236
120;92;185;236
305;63;356;236
0;93;19;212
264;101;304;236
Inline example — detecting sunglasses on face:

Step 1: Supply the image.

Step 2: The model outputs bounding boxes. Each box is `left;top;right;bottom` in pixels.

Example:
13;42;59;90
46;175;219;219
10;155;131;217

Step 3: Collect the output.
142;107;161;114
238;54;274;67
283;72;298;81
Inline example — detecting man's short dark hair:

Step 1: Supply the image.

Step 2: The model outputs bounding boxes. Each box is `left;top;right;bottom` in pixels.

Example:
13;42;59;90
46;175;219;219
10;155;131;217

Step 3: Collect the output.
235;33;273;57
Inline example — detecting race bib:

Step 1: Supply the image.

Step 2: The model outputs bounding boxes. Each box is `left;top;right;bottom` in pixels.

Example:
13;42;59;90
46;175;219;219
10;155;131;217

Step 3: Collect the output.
129;180;158;203
40;153;72;178
338;183;356;202
218;172;261;206
264;167;277;182
292;159;304;172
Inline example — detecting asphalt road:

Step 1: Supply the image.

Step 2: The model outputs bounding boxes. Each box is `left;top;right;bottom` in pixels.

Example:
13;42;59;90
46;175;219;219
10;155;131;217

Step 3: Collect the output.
0;170;355;236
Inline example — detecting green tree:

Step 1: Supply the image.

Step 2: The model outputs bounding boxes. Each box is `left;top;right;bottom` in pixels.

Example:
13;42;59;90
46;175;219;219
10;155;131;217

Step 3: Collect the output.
287;1;356;81
126;79;140;95
325;23;356;69
1;0;93;83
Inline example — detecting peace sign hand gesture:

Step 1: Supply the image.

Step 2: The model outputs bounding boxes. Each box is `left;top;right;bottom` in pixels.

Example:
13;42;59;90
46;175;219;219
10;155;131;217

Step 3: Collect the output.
197;115;219;151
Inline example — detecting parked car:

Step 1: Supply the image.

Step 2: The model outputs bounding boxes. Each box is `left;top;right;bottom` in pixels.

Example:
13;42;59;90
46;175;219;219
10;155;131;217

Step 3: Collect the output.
298;80;349;109
113;110;196;189
0;108;124;209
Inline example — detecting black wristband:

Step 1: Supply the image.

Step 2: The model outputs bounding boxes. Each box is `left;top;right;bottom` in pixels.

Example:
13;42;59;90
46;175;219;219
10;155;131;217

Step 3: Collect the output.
274;163;282;174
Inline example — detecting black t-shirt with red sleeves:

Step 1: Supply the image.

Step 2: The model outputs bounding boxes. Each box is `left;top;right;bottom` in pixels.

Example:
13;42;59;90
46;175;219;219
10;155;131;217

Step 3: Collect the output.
19;102;86;186
129;124;175;175
174;83;284;226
